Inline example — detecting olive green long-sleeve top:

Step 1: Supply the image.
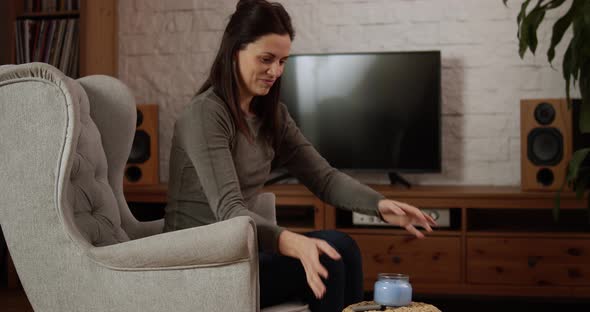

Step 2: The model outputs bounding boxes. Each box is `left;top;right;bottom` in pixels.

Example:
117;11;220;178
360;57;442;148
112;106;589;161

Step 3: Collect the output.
164;87;385;252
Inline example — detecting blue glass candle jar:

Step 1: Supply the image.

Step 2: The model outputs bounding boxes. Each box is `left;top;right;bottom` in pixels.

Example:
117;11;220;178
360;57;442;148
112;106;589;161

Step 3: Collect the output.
373;273;412;307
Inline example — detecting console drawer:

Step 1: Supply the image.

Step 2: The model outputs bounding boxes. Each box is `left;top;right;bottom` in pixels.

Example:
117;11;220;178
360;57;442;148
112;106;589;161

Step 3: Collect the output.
467;237;590;286
351;234;461;289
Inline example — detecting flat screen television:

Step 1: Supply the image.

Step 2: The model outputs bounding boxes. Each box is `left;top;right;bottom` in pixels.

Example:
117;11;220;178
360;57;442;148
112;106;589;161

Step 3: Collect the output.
279;51;441;173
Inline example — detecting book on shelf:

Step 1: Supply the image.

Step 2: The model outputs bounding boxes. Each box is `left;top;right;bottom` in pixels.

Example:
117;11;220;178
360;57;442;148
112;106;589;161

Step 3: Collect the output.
15;18;79;78
24;0;80;13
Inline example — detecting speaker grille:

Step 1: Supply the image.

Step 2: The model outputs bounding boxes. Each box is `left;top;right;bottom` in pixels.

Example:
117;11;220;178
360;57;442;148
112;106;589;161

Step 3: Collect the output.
534;102;556;125
128;130;151;164
136;109;144;127
536;168;555;186
125;166;143;182
527;127;563;166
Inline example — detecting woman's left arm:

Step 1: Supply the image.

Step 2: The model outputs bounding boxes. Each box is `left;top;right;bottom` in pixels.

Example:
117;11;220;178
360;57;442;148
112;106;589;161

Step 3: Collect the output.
377;199;436;238
274;104;436;237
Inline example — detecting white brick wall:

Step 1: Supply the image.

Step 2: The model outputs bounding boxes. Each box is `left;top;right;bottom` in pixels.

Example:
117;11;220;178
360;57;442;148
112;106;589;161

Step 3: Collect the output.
119;0;579;186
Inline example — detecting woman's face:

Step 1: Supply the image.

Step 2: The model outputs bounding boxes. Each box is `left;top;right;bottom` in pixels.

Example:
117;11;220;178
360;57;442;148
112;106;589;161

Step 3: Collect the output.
236;33;291;98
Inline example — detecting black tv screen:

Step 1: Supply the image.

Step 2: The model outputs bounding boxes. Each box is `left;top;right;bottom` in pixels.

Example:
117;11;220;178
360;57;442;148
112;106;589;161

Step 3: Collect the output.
280;51;441;173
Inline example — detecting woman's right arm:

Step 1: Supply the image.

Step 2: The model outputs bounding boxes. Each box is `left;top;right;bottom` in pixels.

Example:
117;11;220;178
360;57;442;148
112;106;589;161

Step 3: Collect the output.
179;97;340;296
278;230;341;299
177;97;284;252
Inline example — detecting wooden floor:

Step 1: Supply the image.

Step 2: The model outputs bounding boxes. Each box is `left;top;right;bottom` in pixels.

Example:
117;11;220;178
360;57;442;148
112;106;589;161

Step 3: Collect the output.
0;288;33;312
419;295;590;312
2;287;589;312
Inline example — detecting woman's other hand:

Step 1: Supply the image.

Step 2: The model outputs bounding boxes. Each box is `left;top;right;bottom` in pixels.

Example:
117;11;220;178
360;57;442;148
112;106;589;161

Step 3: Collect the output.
278;230;341;299
377;199;437;238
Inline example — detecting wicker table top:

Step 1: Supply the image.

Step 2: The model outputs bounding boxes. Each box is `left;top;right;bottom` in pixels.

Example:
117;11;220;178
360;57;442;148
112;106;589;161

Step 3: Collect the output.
343;301;441;312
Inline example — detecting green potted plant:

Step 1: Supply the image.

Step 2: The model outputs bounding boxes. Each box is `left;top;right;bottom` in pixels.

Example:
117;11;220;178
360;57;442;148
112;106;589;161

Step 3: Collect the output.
503;0;589;219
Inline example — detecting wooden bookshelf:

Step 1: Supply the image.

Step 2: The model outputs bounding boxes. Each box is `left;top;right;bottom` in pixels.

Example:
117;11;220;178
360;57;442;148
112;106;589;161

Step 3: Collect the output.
0;0;117;77
79;0;117;77
18;11;80;18
0;1;17;66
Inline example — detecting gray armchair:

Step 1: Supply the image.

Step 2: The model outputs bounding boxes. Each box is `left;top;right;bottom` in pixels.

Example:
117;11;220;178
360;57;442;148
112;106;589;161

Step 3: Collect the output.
0;63;308;312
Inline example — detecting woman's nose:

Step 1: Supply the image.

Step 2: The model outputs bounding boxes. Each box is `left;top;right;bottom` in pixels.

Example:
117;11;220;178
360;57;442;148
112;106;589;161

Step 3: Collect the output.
267;62;282;77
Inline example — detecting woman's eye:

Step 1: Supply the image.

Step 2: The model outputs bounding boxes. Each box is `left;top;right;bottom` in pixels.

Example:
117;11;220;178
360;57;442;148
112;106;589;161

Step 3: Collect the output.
261;58;272;64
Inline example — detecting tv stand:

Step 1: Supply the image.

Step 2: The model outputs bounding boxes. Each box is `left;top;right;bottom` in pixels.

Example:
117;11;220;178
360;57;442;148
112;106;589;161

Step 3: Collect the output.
122;184;590;298
388;172;411;188
264;172;293;186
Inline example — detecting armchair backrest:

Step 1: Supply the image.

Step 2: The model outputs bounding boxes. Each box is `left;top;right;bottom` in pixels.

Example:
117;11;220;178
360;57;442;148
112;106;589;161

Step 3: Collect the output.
67;74;131;246
0;63;145;249
77;76;163;241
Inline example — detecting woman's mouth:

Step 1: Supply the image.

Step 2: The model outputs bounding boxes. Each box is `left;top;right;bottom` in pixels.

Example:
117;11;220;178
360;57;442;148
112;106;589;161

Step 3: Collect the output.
260;79;275;87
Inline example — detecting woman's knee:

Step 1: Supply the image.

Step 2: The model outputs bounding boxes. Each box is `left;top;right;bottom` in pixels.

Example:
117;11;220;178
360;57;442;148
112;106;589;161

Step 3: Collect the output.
322;230;361;262
319;254;346;283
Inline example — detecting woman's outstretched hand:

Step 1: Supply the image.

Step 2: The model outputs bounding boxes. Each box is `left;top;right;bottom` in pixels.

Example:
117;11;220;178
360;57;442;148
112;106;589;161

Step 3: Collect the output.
278;230;341;299
378;199;437;238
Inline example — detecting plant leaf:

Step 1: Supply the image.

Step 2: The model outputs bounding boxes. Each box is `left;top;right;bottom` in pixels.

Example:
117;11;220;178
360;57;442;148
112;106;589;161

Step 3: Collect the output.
568;148;590;182
581;94;590;133
559;148;590;222
518;1;534;57
574;168;590;199
518;0;533;25
563;43;574;101
581;61;590;133
518;2;546;57
555;138;570;221
570;15;585;84
519;28;530;58
527;7;546;54
583;39;590;59
548;1;575;63
544;0;567;10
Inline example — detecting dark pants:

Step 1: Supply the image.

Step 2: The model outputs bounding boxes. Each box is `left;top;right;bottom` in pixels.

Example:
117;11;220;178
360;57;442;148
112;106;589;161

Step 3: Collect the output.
259;230;363;312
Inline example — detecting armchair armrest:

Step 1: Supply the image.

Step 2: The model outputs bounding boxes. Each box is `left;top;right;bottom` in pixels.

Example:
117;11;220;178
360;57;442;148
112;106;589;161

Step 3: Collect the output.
87;216;256;271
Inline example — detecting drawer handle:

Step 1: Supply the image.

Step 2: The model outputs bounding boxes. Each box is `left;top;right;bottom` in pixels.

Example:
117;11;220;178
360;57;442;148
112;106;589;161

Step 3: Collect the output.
392;256;401;264
528;256;541;268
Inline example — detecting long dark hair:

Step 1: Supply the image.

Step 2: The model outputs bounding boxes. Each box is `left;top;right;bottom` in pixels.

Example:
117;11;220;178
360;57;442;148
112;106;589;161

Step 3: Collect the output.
197;0;295;146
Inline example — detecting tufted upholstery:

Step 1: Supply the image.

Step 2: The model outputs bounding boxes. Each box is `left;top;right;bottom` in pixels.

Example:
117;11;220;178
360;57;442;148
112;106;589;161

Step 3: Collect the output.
67;75;130;246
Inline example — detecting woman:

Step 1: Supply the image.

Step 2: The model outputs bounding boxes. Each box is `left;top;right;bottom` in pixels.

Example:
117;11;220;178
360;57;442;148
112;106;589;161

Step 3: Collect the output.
164;0;437;310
